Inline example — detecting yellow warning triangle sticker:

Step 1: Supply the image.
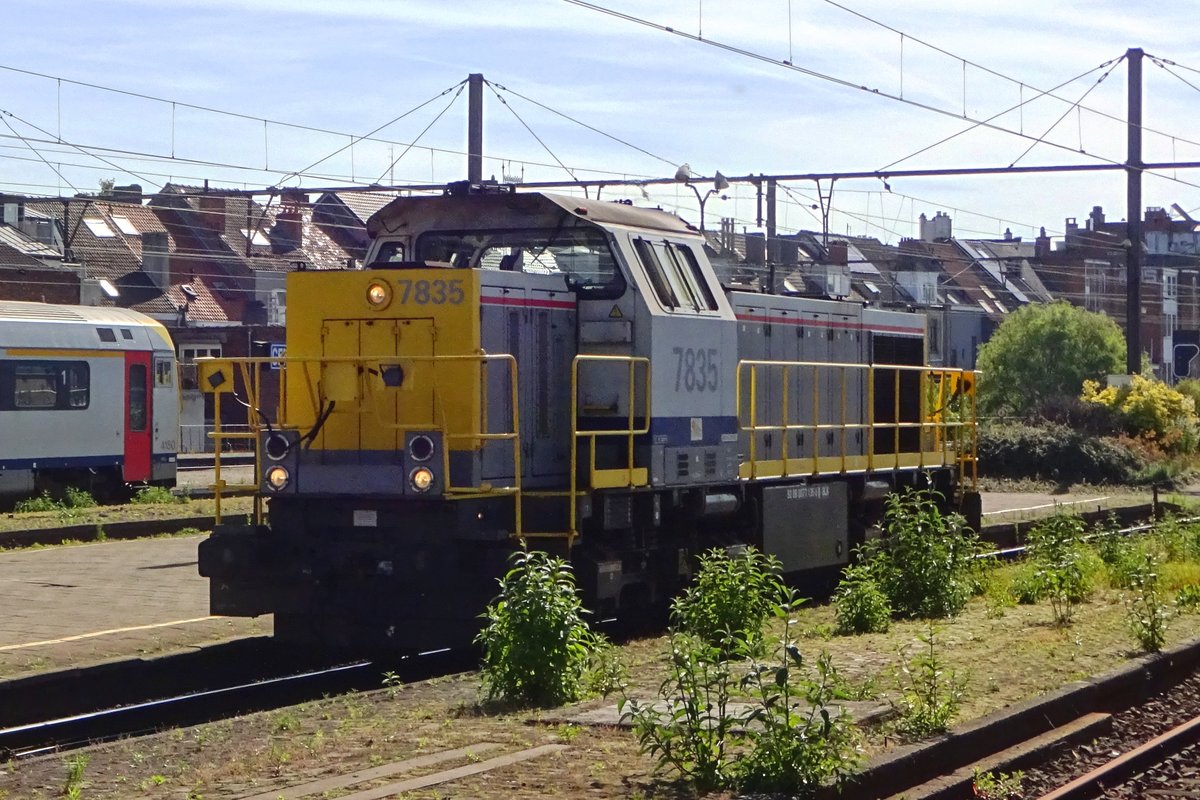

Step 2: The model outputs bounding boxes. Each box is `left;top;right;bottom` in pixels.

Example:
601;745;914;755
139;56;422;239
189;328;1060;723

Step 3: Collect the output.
609;305;623;319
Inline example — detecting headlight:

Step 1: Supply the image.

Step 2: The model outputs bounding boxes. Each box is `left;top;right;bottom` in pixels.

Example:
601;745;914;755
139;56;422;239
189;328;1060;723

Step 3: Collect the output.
265;465;290;491
366;280;391;309
409;466;434;493
408;434;435;462
265;432;290;461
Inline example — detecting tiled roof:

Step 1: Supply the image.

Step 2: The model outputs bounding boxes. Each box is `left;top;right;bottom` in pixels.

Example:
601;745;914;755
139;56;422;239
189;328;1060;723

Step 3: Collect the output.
330;191;395;223
165;275;231;323
0;238;56;270
25;198;164;282
154;184;356;275
0;224;61;260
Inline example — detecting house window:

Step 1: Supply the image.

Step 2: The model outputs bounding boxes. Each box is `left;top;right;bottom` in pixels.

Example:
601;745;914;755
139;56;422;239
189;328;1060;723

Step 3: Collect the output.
179;344;222;390
83;218;115;237
110;215;138;235
1165;272;1179;299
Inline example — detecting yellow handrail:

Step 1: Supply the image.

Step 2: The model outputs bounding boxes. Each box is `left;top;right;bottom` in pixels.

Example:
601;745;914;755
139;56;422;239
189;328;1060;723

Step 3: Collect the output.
568;354;651;546
199;353;522;530
736;359;978;490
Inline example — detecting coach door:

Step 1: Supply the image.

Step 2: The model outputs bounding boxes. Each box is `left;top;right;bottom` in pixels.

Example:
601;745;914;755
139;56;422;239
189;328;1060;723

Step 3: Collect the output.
124;351;152;482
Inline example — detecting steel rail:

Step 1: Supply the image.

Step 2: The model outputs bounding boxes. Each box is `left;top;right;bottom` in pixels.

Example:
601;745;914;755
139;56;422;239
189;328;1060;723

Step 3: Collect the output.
0;660;374;758
1036;713;1200;800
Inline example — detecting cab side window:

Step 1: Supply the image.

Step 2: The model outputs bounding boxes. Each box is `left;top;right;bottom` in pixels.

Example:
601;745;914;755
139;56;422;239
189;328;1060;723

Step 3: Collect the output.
633;238;719;313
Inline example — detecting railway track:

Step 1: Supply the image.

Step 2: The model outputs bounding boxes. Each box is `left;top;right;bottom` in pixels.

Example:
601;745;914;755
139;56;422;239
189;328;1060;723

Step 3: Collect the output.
0;638;471;758
1036;713;1200;799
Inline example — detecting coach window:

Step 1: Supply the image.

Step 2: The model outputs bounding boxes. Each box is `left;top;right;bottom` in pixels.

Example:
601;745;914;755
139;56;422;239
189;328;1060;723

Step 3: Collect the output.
155;357;174;387
97;328;117;343
129;364;148;432
0;361;89;410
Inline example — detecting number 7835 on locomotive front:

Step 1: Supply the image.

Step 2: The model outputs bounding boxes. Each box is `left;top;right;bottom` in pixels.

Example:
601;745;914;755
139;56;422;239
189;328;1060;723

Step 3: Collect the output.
196;185;979;652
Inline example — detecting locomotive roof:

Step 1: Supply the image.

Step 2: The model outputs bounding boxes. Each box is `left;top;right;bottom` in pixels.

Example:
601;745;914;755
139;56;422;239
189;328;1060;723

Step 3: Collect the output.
366;190;696;239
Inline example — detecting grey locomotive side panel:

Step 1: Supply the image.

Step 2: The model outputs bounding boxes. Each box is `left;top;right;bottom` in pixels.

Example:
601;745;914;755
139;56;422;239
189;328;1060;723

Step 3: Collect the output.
761;481;849;571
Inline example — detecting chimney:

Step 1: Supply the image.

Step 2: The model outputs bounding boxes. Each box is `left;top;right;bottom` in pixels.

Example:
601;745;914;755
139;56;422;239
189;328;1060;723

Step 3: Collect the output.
112;184;143;204
919;211;952;241
745;232;766;265
2;199;21;226
270;194;306;253
828;240;848;266
141;231;169;290
1088;205;1105;231
1035;226;1051;259
198;194;227;233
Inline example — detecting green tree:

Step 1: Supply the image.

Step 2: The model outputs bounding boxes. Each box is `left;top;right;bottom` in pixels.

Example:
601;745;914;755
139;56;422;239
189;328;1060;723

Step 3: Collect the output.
976;301;1125;415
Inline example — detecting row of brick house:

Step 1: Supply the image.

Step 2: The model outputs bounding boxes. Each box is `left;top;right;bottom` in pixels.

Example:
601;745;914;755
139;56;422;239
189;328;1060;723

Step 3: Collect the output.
1;184;1197;449
710;204;1200;379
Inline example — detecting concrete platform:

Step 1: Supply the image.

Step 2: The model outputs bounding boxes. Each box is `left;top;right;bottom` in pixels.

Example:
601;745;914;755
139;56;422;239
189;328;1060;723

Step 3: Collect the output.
0;534;268;678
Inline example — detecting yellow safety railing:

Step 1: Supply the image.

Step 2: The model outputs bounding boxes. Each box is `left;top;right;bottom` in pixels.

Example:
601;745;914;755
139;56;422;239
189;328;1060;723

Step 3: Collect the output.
198;353;522;529
522;354;650;547
736;360;977;490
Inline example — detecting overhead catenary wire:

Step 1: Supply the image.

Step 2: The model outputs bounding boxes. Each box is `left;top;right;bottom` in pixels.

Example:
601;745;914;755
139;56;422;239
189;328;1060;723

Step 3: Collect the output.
822;1;1200;154
1006;58;1123;168
483;80;585;192
372;84;467;185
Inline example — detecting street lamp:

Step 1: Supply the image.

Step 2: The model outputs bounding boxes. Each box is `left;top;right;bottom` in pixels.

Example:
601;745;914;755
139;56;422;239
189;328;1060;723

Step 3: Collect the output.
674;166;730;232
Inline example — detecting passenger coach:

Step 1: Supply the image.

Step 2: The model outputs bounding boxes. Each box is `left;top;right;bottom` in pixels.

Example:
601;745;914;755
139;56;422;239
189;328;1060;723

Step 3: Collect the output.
0;301;178;503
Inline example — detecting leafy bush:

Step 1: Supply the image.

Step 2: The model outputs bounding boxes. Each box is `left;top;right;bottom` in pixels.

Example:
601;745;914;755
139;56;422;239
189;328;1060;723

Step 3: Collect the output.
583;635;627;698
132;485;183;504
972;768;1025;800
979;421;1145;484
622;632;739;791
1026;514;1094;626
1007;562;1044;605
976;300;1124;416
1176;583;1200;612
891;624;965;740
624;587;860;794
832;563;891;634
862;487;979;619
14;491;62;513
63;487;96;509
476;549;597;707
735;587;860;793
1081;376;1198;454
1097;532;1147;590
672;546;785;658
1125;552;1169;653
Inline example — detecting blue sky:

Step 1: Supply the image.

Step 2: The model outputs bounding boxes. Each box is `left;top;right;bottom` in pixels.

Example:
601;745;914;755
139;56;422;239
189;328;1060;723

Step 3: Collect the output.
3;0;1198;242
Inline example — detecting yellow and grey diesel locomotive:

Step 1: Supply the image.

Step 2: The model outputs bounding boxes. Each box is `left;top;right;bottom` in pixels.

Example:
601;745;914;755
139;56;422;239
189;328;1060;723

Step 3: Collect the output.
197;183;979;651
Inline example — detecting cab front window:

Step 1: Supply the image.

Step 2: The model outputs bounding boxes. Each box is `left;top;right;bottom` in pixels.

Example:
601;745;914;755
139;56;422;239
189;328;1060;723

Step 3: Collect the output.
416;227;624;298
